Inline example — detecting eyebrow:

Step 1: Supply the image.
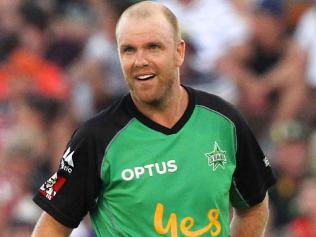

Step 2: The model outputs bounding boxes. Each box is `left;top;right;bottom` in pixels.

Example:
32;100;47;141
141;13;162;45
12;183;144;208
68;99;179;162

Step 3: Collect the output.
147;41;162;46
119;44;135;50
120;40;164;48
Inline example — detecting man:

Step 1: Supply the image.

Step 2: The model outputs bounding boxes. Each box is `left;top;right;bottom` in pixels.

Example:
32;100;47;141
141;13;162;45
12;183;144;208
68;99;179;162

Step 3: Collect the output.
32;1;275;236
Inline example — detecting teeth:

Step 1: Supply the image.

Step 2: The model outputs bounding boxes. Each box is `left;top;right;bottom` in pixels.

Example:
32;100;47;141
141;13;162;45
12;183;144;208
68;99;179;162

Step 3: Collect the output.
137;74;154;80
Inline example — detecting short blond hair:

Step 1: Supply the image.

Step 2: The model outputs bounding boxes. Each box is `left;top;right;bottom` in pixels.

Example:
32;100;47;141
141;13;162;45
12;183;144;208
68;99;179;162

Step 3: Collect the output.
116;1;181;42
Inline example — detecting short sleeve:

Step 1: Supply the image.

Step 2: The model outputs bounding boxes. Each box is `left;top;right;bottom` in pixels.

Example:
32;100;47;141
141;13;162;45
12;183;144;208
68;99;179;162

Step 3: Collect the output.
229;114;276;209
33;126;101;228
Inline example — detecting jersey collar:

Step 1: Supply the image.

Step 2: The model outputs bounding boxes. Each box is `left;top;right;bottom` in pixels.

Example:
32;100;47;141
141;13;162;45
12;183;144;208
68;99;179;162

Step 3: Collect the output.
124;85;195;135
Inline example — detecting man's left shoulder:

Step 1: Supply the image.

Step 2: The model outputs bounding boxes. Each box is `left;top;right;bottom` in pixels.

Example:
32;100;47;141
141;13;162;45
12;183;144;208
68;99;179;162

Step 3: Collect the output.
189;86;239;117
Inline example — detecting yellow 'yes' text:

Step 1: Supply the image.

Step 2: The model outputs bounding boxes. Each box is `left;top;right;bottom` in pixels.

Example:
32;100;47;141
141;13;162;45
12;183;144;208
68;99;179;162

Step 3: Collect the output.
154;203;221;237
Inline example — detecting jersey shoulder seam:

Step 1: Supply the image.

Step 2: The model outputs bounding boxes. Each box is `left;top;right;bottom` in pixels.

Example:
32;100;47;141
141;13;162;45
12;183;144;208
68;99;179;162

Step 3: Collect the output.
195;104;238;157
195;104;235;126
100;118;137;179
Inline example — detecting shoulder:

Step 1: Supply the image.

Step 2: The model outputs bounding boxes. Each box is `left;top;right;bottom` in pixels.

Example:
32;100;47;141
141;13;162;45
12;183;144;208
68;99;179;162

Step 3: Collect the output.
190;87;242;124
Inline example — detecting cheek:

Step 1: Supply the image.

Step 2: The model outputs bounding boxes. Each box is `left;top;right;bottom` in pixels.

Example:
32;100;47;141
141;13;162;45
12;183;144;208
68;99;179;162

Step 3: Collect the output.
160;58;176;75
121;64;129;77
120;58;132;77
163;53;179;69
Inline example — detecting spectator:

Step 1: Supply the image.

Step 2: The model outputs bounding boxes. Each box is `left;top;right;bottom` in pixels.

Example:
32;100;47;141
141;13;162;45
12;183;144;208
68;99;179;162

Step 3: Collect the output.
277;175;316;237
293;1;316;125
217;0;306;138
156;0;249;101
0;0;314;236
269;120;310;229
68;0;136;120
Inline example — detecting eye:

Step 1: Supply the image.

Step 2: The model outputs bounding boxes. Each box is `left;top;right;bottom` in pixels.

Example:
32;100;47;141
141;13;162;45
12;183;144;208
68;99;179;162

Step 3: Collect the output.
148;43;160;50
122;46;135;54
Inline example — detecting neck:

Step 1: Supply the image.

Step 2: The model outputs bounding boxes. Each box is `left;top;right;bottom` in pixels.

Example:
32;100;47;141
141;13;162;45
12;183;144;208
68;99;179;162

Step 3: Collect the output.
132;86;188;128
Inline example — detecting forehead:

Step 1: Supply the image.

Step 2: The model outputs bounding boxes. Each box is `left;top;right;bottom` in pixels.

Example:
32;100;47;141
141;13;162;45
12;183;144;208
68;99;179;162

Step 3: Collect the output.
116;14;174;46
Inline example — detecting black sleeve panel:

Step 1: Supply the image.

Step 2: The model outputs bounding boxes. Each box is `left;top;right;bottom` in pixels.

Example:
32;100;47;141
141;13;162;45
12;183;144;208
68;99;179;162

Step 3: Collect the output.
232;113;276;207
33;97;133;228
33;125;102;228
193;87;276;208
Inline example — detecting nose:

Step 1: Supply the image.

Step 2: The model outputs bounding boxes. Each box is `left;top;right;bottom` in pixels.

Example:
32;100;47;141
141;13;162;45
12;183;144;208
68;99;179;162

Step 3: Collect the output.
134;50;149;68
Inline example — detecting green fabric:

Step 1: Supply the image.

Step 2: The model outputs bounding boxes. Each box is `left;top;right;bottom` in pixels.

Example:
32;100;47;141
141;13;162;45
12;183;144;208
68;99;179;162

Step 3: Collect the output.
229;181;250;209
90;106;245;237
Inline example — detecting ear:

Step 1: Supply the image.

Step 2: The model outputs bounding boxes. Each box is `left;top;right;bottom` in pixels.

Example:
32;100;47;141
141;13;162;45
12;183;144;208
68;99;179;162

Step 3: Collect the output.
175;40;185;67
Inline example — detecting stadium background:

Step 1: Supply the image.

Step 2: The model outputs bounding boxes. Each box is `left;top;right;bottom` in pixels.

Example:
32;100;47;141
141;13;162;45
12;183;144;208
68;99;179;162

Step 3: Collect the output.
0;0;316;236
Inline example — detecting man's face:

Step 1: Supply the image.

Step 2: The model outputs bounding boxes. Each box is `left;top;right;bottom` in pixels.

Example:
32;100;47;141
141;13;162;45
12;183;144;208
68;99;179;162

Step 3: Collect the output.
116;14;185;106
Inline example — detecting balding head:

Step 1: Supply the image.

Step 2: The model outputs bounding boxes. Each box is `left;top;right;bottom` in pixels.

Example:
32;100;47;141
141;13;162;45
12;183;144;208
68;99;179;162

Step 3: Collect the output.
116;1;181;42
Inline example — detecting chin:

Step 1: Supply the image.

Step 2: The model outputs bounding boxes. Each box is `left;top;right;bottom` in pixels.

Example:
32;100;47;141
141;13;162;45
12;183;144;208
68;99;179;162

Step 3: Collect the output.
145;98;162;106
139;96;159;105
136;94;162;106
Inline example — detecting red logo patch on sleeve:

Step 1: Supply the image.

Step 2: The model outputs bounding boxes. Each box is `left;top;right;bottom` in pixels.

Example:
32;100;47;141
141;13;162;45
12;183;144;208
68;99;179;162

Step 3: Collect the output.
39;173;66;200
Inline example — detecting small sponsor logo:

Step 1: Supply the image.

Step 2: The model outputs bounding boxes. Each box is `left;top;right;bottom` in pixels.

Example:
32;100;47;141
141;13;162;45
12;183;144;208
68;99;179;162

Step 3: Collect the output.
205;142;227;171
39;173;66;200
60;147;74;174
263;157;270;167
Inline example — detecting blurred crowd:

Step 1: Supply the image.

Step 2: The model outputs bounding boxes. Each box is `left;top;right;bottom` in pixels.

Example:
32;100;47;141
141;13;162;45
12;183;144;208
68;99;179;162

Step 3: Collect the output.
0;0;316;236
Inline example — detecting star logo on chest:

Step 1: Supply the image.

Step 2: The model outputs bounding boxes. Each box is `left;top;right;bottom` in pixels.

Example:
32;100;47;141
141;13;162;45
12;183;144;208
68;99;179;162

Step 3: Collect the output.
205;142;227;171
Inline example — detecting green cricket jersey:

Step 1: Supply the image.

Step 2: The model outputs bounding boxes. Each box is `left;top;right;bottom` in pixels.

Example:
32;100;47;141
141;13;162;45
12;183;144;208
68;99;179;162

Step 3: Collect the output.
34;86;275;237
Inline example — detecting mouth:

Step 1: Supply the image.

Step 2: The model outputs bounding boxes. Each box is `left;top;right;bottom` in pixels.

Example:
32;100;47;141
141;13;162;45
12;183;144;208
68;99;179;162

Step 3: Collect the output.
135;74;156;81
